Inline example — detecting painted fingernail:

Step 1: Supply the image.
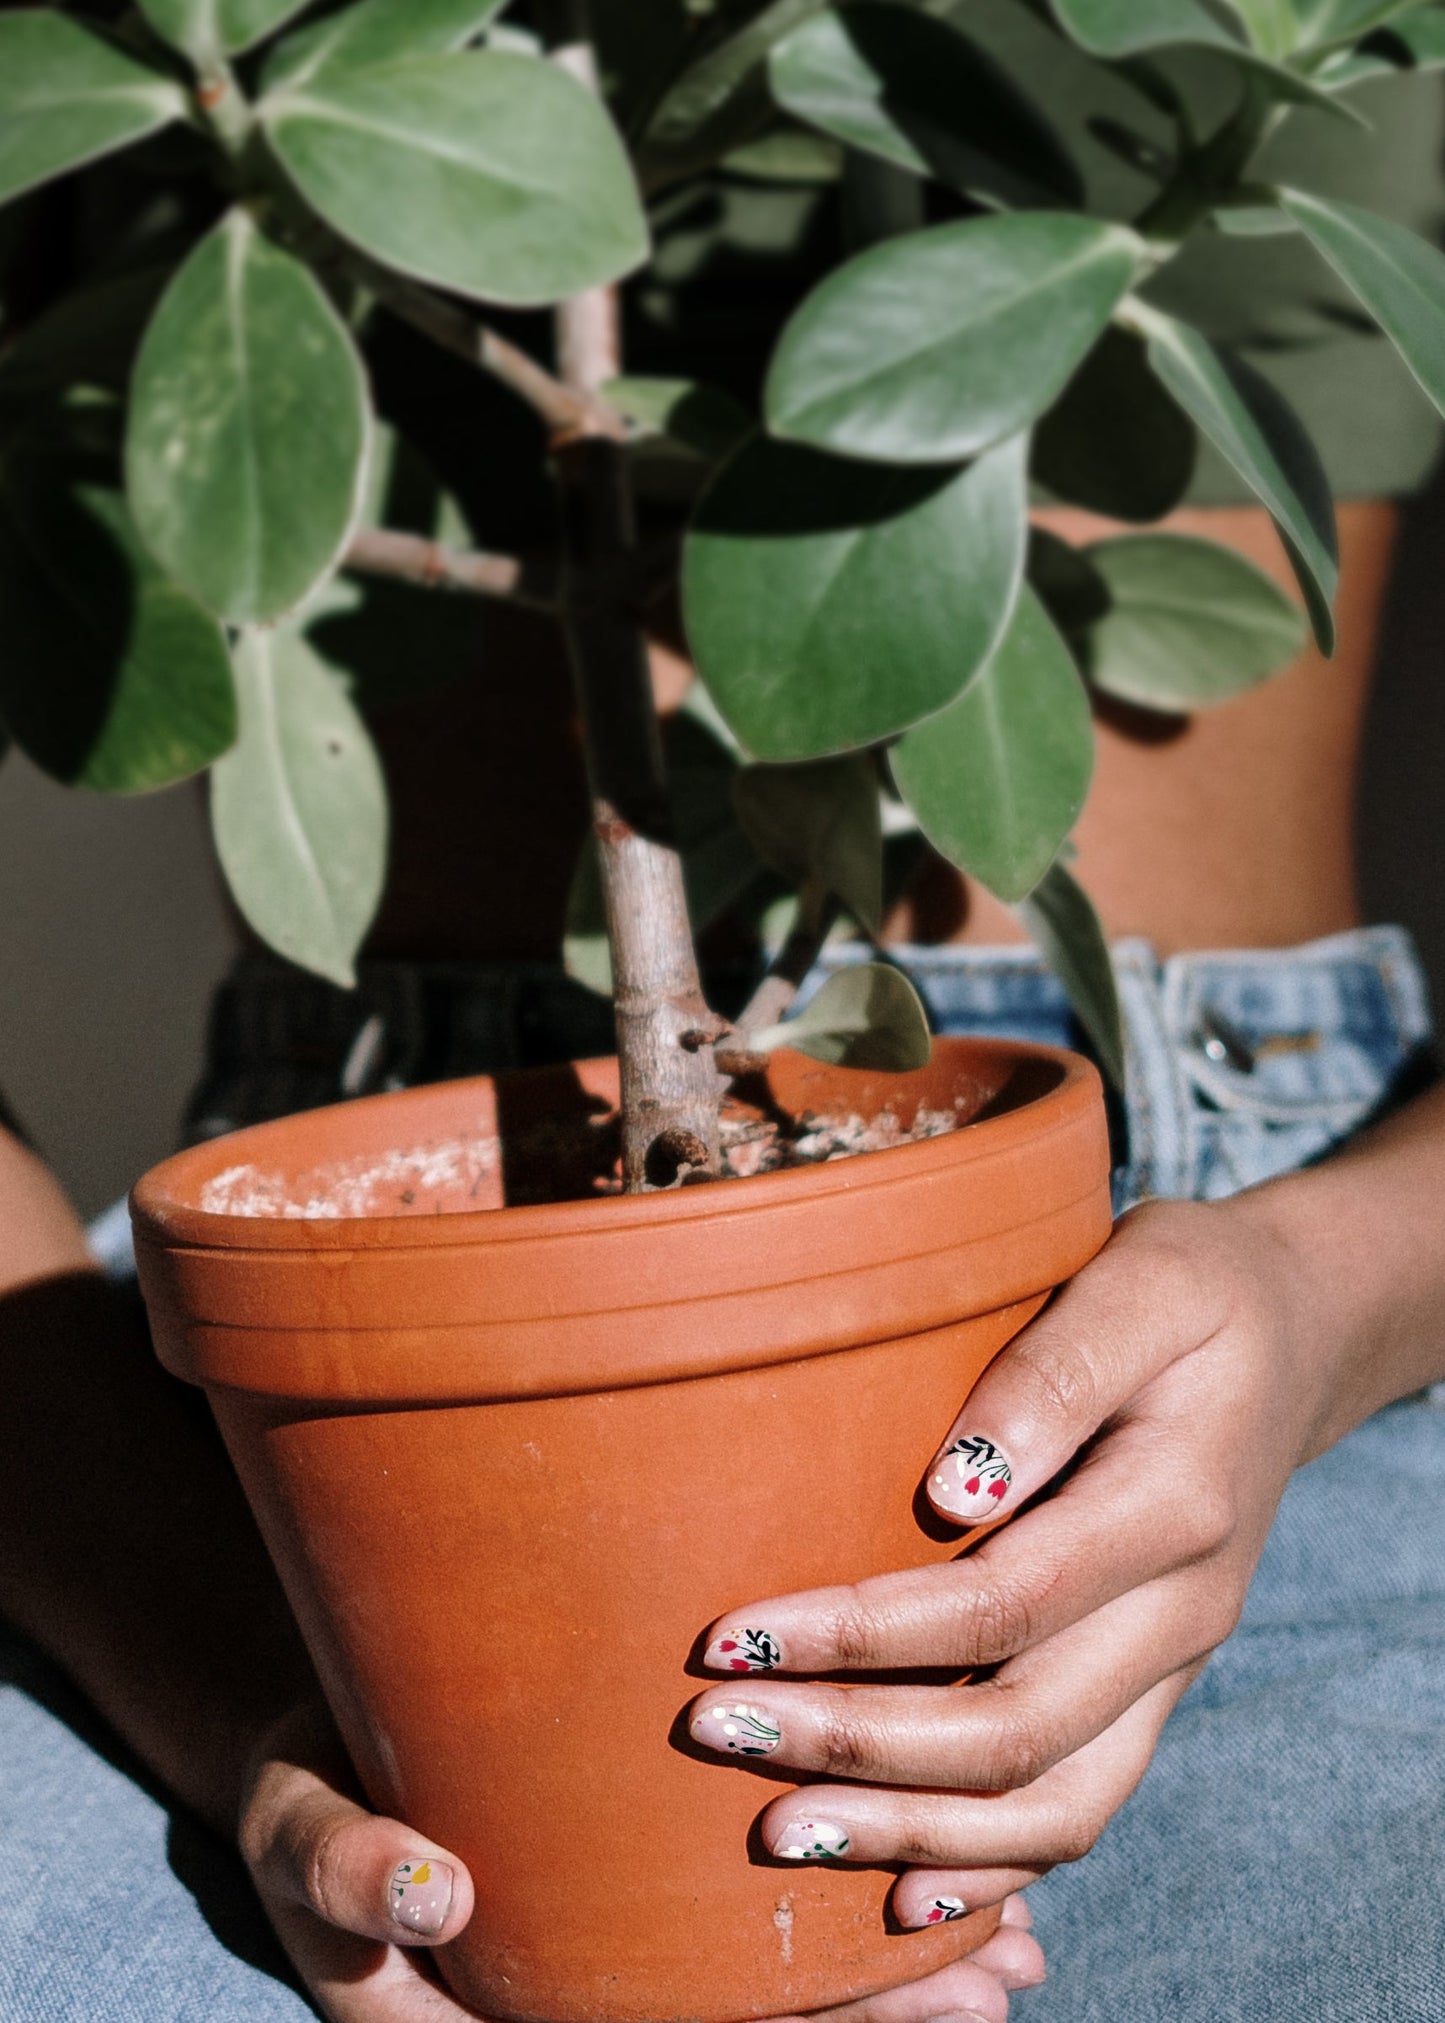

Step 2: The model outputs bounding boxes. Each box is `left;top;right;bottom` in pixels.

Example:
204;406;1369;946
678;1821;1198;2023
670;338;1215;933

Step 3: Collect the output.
705;1626;782;1673
774;1818;850;1861
930;2013;990;2022
909;1894;968;1927
692;1701;782;1756
389;1857;453;1936
929;1434;1013;1522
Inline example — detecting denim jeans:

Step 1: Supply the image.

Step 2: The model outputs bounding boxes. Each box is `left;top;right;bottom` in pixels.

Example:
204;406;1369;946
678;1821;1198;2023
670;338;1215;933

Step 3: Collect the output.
8;929;1443;2022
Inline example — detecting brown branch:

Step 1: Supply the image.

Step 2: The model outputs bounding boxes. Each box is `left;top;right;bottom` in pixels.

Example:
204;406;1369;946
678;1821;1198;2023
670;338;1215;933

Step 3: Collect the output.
734;883;839;1038
545;18;724;1189
342;527;559;611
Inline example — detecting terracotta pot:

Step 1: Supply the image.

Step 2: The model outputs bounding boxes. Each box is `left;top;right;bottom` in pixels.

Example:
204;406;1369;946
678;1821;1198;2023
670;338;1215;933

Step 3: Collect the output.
131;1038;1111;2023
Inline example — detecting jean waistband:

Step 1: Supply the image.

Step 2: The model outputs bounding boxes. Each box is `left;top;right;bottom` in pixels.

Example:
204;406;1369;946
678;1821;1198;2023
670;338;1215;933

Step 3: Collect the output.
187;928;1436;1212
806;926;1436;1209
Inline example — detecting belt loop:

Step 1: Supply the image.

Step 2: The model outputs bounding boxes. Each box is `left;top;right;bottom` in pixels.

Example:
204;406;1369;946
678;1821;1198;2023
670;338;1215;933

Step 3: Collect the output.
1115;941;1195;1207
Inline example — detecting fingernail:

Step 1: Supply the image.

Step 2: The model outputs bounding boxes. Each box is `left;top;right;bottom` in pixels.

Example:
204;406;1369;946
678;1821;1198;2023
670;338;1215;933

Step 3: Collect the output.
773;1818;850;1861
389;1857;453;1935
930;2012;990;2022
705;1626;782;1673
691;1701;782;1756
908;1894;968;1927
929;1434;1013;1522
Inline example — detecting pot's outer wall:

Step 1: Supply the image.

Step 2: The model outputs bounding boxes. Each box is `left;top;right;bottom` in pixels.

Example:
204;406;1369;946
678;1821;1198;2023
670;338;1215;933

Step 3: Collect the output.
132;1042;1113;2023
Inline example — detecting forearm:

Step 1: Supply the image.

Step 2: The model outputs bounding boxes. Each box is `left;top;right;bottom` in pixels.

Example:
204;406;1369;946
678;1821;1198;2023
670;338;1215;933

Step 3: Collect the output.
0;1129;314;1834
1234;1076;1445;1456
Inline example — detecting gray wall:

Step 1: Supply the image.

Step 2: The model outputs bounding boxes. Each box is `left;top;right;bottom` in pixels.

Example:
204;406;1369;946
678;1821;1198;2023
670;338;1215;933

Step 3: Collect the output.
0;762;237;1217
3;476;1443;1222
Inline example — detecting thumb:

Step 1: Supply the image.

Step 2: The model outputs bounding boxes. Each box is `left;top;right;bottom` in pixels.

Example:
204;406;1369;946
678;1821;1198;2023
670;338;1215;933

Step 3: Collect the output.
241;1708;475;1949
925;1206;1209;1526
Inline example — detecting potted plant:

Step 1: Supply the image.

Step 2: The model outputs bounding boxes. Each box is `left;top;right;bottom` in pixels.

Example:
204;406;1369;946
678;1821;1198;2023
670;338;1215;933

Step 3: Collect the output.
4;0;1445;2016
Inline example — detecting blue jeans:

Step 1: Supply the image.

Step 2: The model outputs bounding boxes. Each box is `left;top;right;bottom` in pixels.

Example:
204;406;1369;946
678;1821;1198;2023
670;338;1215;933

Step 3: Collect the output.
7;930;1443;2021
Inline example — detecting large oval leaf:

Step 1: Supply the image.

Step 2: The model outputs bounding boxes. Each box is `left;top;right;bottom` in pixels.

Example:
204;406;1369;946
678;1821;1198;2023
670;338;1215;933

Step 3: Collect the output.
138;0;311;60
0;11;187;209
261;0;508;95
261;51;648;308
766;214;1141;464
683;433;1028;761
891;587;1093;903
1080;533;1306;708
1279;189;1445;422
1033;327;1197;522
211;627;388;987
768;6;1081;209
1133;303;1338;652
126;210;371;625
0;458;234;793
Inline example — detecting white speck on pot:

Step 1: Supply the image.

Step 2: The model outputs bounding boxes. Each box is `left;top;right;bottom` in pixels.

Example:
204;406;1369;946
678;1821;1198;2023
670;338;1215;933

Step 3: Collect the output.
774;1895;794;1963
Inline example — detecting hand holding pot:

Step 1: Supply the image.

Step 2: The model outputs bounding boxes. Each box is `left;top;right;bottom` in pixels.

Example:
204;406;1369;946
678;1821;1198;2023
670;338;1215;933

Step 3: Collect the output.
239;1704;1043;2023
691;1190;1366;1921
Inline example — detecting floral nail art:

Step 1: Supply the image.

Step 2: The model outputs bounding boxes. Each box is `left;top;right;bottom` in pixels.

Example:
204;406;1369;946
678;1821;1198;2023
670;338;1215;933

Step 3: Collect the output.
930;1433;1013;1521
696;1702;782;1755
917;1896;967;1925
776;1819;850;1861
707;1627;781;1673
389;1857;454;1935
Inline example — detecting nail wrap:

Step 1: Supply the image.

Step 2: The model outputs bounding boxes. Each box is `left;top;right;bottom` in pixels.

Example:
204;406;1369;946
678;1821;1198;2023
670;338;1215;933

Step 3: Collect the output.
775;1819;851;1861
693;1702;782;1756
389;1857;453;1935
930;1434;1012;1521
705;1627;782;1673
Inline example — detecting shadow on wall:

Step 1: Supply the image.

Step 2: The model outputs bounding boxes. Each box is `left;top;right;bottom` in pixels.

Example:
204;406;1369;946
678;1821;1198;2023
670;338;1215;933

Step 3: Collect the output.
0;766;237;1219
1358;457;1445;1024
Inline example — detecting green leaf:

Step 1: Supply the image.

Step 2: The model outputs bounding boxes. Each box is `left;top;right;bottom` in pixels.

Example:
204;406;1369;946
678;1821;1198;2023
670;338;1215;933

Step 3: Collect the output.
684;432;1028;761
1295;0;1429;43
1052;0;1363;111
1033;326;1197;522
0;457;234;793
751;962;932;1070
603;377;752;462
1014;860;1126;1092
891;587;1093;904
138;0;312;61
1079;533;1306;709
720;127;843;182
643;0;827;159
1278;189;1445;422
1223;0;1301;56
1133;304;1338;651
767;5;1082;209
125;210;371;625
211;627;388;987
0;11;187;209
262;0;507;93
766;214;1141;465
732;756;882;930
261;51;648;308
1053;0;1240;52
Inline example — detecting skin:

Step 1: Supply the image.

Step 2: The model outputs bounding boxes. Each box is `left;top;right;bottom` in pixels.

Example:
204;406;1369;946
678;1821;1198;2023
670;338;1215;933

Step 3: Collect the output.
2;500;1437;2021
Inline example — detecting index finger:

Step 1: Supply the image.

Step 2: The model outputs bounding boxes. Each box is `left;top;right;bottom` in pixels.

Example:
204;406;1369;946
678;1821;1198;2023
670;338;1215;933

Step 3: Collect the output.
702;1411;1230;1677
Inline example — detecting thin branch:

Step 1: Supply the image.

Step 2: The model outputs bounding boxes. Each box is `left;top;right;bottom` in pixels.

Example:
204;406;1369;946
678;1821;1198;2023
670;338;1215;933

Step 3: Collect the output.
734;883;839;1039
278;205;627;441
342;527;559;611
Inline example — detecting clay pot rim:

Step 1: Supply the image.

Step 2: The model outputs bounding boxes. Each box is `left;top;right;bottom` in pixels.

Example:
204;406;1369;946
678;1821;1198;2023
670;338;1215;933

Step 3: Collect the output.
132;1038;1099;1256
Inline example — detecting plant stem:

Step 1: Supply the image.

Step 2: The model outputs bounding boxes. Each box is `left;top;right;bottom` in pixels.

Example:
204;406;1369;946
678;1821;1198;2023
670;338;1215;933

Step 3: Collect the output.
735;880;837;1038
546;20;724;1190
342;528;559;610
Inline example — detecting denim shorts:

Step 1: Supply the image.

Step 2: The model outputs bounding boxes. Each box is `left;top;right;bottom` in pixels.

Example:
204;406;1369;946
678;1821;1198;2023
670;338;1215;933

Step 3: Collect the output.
14;927;1445;2022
